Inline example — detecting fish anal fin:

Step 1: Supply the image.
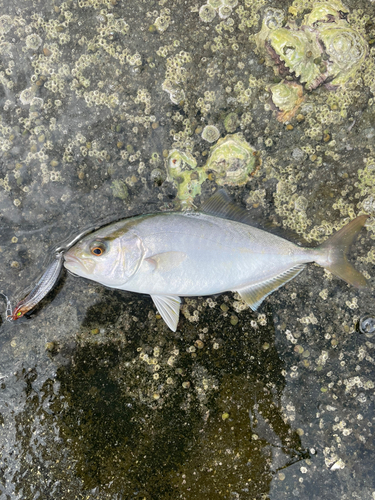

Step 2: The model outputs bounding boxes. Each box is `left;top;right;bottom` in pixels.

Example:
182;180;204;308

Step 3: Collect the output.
151;294;181;331
200;189;253;225
146;251;187;273
236;265;306;311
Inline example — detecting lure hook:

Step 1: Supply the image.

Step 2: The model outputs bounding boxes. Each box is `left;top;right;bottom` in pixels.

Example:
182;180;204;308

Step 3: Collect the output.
0;292;13;322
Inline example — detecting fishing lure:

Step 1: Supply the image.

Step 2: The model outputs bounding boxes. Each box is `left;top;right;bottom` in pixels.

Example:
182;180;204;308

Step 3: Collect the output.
11;226;96;321
12;252;64;320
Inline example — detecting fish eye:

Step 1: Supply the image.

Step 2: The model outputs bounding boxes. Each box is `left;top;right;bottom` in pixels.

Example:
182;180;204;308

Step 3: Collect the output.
90;240;107;257
17;311;22;317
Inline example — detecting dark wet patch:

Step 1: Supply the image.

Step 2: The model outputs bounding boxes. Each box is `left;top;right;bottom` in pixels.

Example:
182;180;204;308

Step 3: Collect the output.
12;302;307;498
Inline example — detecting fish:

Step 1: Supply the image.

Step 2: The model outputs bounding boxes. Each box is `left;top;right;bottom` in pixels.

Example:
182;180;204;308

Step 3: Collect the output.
63;190;369;332
12;252;64;320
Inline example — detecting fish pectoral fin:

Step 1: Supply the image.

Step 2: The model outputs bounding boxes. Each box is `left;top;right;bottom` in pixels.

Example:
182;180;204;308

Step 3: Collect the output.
151;294;181;332
236;264;306;311
146;252;187;273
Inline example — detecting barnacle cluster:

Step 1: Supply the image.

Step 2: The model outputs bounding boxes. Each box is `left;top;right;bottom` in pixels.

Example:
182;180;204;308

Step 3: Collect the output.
162;51;191;105
166;134;259;206
198;0;238;23
255;1;369;121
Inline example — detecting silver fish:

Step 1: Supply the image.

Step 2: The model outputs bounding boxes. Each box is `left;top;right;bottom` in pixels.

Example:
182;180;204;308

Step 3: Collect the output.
64;190;369;331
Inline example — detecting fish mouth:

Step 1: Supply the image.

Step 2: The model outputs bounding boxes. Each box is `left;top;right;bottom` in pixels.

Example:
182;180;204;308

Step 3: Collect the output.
64;253;95;274
64;254;81;267
64;254;83;273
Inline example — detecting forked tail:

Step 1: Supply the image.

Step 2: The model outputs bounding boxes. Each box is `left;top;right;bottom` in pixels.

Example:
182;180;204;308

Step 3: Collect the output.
317;215;369;288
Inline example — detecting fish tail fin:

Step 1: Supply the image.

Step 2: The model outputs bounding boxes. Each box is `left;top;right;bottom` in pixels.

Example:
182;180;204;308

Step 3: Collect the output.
316;215;369;288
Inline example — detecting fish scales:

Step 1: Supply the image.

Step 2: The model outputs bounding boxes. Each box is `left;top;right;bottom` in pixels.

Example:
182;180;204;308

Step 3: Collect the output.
122;213;309;296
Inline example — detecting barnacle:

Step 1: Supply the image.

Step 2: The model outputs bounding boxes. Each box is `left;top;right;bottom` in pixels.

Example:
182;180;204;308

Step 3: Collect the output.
167;150;197;174
267;27;326;90
25;34;42;50
223;112;239;133
263;7;284;31
218;6;232;19
20;87;36;105
202;125;220;143
166;150;205;207
0;15;13;35
224;0;237;7
319;26;368;86
359;315;375;336
162;80;185;105
304;1;349;26
204;134;258;186
208;0;223;8
154;14;170;33
270;81;305;122
199;5;216;23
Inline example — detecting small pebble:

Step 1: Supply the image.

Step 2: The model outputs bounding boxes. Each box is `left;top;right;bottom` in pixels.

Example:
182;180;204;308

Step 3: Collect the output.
230;315;238;325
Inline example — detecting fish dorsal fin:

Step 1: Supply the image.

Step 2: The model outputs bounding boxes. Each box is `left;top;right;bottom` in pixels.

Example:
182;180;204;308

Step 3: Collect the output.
151;294;181;332
200;189;253;225
236;264;306;311
200;189;308;244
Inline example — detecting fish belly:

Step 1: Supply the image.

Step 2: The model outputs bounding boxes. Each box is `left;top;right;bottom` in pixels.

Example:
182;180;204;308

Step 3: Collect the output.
121;213;310;296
